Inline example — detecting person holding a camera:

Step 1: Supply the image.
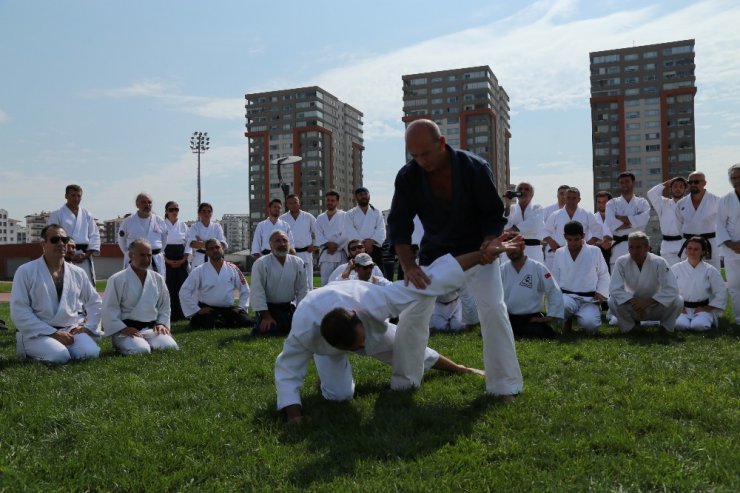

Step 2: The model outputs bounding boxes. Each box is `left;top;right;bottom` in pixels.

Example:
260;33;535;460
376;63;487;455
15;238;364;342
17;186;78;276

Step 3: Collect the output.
503;182;545;263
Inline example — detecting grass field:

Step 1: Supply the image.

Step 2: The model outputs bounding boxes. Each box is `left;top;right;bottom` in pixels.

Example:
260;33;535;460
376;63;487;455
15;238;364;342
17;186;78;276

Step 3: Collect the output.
0;302;737;492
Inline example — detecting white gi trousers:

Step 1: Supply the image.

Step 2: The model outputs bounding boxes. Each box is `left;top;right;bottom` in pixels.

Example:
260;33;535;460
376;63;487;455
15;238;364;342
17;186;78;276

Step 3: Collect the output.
313;324;439;402
607;297;683;333
391;259;523;395
295;251;315;291
319;262;341;286
112;330;179;355
16;331;100;364
675;309;716;331
726;258;740;324
660;239;683;267
563;295;602;333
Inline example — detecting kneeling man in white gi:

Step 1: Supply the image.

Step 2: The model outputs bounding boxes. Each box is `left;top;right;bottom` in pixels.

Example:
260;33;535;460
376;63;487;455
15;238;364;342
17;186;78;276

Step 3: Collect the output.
275;237;522;423
251;230;308;337
11;224;102;363
502;242;564;338
102;239;178;355
180;238;251;329
608;232;683;333
551;221;610;333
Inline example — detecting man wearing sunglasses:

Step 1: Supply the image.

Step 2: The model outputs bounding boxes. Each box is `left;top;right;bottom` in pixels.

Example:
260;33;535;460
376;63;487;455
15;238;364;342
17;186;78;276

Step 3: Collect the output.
10;224;102;363
676;171;721;270
329;239;386;283
48;184;100;287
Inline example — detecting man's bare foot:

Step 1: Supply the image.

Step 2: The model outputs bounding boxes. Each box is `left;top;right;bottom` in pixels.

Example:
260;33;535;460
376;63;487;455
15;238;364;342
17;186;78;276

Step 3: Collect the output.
465;367;485;377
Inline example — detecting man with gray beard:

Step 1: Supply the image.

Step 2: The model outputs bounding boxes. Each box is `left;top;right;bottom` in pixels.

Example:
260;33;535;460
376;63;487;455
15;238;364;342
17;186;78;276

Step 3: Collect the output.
250;230;308;336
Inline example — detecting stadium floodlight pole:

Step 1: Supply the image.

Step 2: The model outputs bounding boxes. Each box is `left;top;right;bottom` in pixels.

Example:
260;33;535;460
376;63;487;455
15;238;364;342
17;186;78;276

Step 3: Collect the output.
190;131;210;208
270;155;302;203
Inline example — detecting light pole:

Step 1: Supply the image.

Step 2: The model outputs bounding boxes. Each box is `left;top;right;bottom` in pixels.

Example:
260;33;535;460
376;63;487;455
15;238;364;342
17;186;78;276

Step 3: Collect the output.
190;131;210;207
270;155;302;203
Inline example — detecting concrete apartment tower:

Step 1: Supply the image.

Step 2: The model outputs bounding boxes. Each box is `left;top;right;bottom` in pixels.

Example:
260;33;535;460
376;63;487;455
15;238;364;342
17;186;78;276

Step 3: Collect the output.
589;39;696;239
244;87;364;227
401;66;511;193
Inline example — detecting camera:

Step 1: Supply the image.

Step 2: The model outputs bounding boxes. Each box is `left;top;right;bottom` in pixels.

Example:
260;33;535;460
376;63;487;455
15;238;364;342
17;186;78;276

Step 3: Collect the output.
504;190;523;199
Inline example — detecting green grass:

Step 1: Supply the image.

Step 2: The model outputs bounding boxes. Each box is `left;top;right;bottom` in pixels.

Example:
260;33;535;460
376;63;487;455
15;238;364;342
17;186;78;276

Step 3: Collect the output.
0;282;10;294
0;303;738;492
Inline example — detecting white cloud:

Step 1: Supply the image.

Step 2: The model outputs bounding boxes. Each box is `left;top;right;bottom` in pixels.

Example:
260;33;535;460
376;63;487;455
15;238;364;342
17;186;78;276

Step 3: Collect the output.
0;109;9;123
87;80;243;120
307;0;740;127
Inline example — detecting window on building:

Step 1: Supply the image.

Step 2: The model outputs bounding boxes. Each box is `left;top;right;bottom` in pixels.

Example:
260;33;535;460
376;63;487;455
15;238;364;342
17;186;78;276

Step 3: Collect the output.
645;132;660;140
646;144;661;152
626;123;641;130
625;88;640;96
643;51;658;59
626;134;641;142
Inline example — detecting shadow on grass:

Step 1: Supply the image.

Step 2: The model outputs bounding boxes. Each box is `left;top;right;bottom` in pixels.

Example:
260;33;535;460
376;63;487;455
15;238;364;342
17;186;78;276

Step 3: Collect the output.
259;388;503;488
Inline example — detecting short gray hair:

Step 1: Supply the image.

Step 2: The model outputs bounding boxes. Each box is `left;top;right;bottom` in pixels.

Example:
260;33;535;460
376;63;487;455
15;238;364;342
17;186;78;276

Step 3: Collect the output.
128;238;151;253
204;238;222;249
628;231;650;246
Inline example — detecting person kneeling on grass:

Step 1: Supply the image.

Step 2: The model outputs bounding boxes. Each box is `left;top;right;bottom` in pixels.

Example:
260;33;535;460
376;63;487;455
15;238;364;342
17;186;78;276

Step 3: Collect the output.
179;238;252;329
250;230;308;337
102;239;178;355
274;234;522;424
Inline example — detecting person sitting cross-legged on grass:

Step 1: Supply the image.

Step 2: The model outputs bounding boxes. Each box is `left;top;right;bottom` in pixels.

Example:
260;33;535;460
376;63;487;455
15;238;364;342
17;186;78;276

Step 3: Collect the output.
102;239;178;355
607;232;683;333
671;236;727;331
551;221;610;334
274;235;523;424
179;238;251;329
11;224;102;363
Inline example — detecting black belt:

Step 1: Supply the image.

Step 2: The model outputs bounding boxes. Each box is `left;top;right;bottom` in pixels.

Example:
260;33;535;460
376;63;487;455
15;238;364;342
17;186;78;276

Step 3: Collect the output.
123;319;157;330
196;249;207;254
524;239;542;246
261;249;271;255
562;289;596;297
76;243;89;252
438;296;460;305
295;246;310;253
678;233;716;259
612;235;628;247
150;249;162;273
684;299;709;309
662;235;682;242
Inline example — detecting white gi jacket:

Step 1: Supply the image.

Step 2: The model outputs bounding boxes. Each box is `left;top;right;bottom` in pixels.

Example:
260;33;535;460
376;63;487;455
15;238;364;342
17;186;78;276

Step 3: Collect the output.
501;258;564;318
545;207;603;248
716;190;740;260
102;266;170;335
279;210;317;250
249;254;308;312
48;204;100;252
179;261;250;317
605;195;651;239
609;253;679;307
187;221;228;267
117;213;168;272
552;245;610;299
315;210;347;264
670;261;727;311
10;257;102;338
251;218;294;254
274;254;464;410
344;205;386;247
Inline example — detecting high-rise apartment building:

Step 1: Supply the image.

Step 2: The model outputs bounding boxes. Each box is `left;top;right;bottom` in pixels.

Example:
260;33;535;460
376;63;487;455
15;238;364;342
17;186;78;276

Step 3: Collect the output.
220;214;250;253
401;66;511;193
244;86;364;225
589;39;696;239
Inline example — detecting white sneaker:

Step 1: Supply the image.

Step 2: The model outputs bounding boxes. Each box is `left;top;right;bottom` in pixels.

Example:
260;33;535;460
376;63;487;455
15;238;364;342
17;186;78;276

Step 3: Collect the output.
608;316;618;326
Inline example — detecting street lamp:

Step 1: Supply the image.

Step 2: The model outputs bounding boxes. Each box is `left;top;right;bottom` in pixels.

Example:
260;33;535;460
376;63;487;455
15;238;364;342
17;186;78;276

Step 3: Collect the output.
190;131;210;207
270;155;302;203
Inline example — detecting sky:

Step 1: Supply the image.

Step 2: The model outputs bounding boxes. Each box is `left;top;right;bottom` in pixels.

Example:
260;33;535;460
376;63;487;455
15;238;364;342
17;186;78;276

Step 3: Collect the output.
1;0;739;224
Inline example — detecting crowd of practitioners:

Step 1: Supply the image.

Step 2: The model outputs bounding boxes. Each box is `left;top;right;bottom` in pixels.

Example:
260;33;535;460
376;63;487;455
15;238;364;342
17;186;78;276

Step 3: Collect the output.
7;119;739;423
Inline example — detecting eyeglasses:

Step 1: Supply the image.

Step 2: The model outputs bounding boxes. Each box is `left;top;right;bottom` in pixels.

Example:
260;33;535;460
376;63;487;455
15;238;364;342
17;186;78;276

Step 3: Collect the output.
349;245;364;251
168;207;179;212
688;180;703;185
200;210;213;214
48;236;71;244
